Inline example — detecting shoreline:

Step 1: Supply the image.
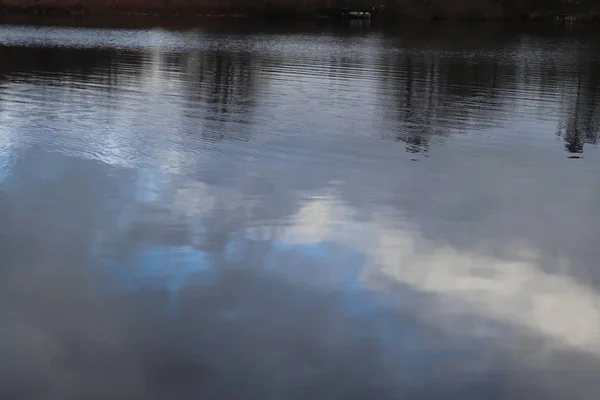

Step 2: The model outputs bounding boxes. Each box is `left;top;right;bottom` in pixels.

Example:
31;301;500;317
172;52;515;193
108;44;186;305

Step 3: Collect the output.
0;6;598;25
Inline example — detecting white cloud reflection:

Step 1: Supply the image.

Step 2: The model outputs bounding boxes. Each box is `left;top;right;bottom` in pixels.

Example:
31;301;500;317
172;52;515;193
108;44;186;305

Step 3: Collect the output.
281;197;600;356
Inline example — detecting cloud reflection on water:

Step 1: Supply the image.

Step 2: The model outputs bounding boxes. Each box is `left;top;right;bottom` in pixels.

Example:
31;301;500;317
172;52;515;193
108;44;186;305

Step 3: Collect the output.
0;22;599;399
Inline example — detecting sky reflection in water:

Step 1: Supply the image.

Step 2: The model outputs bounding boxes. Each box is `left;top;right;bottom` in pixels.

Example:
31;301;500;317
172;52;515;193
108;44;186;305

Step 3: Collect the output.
0;21;599;399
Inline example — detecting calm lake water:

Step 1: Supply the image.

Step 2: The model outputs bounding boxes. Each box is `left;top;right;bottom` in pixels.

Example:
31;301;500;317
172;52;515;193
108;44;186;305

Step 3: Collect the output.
0;20;599;399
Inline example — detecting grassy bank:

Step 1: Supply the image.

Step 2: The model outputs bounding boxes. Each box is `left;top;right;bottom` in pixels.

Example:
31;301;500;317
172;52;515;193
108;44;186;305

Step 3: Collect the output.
0;0;328;17
0;0;598;21
386;0;600;21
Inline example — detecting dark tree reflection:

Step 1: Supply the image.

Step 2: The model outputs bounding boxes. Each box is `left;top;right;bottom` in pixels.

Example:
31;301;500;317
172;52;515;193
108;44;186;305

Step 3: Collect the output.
378;32;518;154
558;63;600;155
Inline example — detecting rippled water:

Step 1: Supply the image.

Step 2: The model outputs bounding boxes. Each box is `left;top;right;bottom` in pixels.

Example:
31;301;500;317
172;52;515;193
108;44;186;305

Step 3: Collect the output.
0;21;599;399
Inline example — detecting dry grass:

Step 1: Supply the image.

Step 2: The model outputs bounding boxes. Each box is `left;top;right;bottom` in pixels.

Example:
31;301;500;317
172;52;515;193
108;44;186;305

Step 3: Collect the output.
0;0;596;19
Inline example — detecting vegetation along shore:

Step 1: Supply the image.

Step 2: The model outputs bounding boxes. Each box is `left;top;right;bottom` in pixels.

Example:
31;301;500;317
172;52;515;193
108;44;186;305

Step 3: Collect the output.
0;0;598;21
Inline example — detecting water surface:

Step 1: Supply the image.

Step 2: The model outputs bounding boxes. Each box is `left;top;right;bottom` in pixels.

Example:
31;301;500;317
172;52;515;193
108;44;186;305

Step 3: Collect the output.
0;21;599;399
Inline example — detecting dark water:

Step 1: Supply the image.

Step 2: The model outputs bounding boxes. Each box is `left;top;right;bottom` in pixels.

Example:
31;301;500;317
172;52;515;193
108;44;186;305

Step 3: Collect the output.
0;21;599;399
